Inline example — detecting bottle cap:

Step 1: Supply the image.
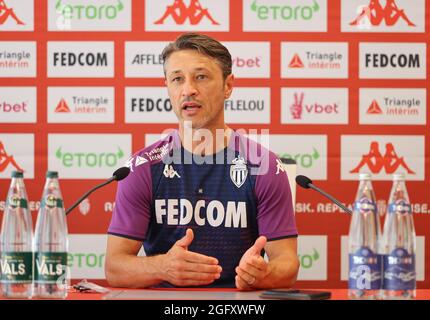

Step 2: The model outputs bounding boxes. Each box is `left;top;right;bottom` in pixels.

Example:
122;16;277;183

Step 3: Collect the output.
359;172;371;180
11;171;24;178
46;171;58;178
393;173;406;181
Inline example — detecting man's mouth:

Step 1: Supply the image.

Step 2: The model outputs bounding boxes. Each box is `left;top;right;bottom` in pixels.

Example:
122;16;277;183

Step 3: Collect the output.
182;102;202;112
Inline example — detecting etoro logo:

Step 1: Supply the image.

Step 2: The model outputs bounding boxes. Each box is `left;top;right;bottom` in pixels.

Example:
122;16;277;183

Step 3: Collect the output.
154;0;219;25
298;248;320;269
48;134;131;179
0;0;24;25
55;0;125;21
55;146;124;168
251;0;320;21
278;147;320;169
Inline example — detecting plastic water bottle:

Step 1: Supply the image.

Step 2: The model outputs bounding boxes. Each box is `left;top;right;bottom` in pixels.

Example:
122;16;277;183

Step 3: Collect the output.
34;171;68;299
348;173;382;299
0;171;33;298
381;173;416;299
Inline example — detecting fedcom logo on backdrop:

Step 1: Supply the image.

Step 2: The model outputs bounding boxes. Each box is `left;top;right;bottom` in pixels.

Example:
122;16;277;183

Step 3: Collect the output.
0;42;36;78
225;88;270;124
297;236;327;281
359;88;426;125
48;0;131;31
125;87;177;124
145;0;229;31
47;87;115;123
125;42;167;78
359;43;426;79
0;0;34;31
243;0;327;32
47;42;114;78
0;87;36;123
222;42;270;78
341;0;425;33
0;134;34;179
247;134;327;180
281;88;348;125
340;236;425;282
341;135;425;181
48;134;131;179
281;42;348;79
68;234;107;279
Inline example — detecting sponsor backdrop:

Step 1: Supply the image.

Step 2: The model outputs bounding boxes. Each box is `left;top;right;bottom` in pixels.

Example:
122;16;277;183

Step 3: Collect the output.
0;0;429;289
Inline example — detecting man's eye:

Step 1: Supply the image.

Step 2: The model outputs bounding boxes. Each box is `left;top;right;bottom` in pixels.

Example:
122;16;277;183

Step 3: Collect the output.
171;77;182;82
196;74;207;80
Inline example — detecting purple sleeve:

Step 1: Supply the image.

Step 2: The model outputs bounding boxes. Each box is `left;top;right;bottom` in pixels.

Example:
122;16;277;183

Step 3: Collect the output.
107;163;152;241
255;152;298;240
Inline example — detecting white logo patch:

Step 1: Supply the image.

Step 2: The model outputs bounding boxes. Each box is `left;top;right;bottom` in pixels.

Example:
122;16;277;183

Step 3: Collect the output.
163;164;180;178
275;159;286;175
230;156;248;188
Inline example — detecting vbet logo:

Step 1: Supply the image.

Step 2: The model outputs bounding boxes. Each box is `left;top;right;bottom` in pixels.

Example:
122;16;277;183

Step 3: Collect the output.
48;134;131;179
224;88;270;124
48;0;131;31
359;42;426;79
360;88;426;125
0;87;36;123
145;0;229;31
0;0;34;31
243;0;327;32
0;134;34;179
48;41;114;78
125;87;177;124
222;42;270;79
0;41;36;78
125;41;167;78
281;42;348;79
247;134;327;180
281;88;348;124
297;236;327;280
341;135;425;181
340;236;425;282
47;87;114;123
68;234;107;279
341;0;425;33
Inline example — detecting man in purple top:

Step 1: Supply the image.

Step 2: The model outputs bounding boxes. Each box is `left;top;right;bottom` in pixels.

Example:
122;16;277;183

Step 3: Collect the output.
105;33;299;289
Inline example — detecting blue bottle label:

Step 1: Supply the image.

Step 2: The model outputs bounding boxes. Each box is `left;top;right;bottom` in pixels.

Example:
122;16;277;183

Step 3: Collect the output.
354;198;376;214
388;200;411;215
383;248;416;290
349;247;382;290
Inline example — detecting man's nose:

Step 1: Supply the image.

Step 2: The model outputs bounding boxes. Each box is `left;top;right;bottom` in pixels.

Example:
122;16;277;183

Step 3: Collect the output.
181;79;198;97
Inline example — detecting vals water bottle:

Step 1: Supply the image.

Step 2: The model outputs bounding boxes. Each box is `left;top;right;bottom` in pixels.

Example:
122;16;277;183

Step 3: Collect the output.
0;171;33;298
381;173;416;299
348;173;382;299
34;171;69;299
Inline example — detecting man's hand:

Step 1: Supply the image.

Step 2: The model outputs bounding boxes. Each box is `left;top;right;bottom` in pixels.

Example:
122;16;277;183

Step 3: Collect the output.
161;228;222;286
235;236;270;290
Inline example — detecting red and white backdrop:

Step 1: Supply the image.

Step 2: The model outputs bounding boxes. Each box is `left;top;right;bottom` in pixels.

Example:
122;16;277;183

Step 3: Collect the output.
0;0;429;288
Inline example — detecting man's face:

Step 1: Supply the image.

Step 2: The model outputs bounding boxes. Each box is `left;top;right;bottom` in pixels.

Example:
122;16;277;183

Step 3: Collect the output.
164;49;233;130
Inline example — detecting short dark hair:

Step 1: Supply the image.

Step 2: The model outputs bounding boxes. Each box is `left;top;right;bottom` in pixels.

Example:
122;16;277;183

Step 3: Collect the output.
162;33;232;79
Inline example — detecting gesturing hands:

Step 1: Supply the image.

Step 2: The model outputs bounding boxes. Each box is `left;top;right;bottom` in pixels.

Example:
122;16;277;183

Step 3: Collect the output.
235;236;269;290
161;228;222;286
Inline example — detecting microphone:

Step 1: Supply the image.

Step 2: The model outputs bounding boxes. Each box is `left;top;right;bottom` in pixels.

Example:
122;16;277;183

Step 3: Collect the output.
65;167;130;216
295;175;352;214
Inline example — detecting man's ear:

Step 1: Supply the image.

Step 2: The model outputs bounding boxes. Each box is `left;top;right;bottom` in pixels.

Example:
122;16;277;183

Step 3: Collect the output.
224;74;234;99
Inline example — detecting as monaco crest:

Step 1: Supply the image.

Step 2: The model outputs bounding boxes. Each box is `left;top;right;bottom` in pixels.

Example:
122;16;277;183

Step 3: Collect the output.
230;156;248;188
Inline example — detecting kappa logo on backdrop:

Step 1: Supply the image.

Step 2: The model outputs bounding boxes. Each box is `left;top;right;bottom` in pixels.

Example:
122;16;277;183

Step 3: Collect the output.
0;0;25;25
350;0;415;27
154;0;219;25
350;141;415;174
0;140;24;173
